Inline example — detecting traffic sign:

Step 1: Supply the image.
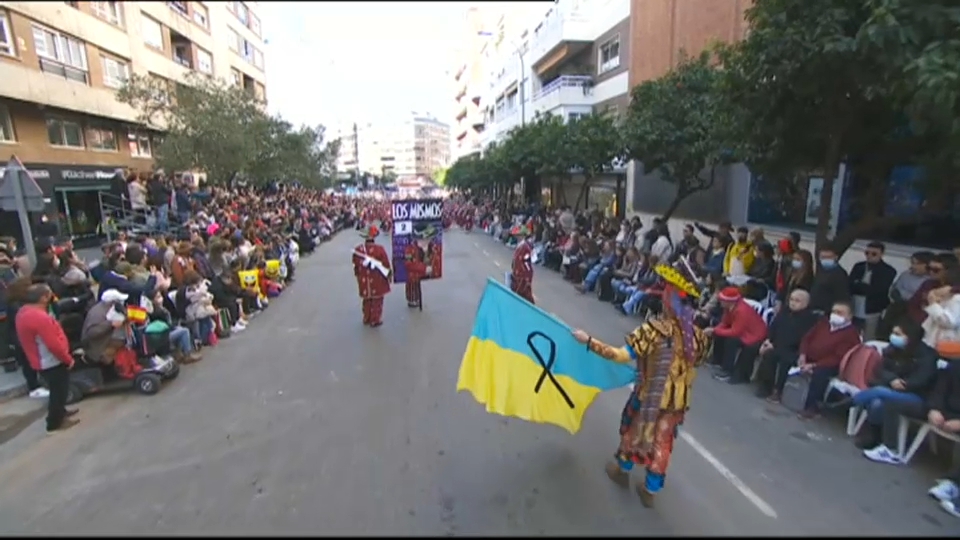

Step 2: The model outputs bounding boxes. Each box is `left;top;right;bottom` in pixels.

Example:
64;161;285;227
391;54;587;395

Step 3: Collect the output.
0;156;45;212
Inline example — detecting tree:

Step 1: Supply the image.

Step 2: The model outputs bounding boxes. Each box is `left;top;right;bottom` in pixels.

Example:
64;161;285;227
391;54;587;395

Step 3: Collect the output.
528;113;577;206
116;72;338;186
622;51;730;220
567;112;623;210
719;0;959;255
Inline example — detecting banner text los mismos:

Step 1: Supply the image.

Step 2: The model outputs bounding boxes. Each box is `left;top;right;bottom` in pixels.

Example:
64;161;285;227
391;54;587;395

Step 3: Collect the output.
390;198;444;283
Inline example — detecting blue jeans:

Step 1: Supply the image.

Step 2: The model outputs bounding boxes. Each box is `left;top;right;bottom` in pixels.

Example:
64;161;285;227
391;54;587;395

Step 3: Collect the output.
624;290;646;313
156;203;169;232
613;280;636;297
190;317;215;344
583;264;605;291
169;326;194;355
852;385;924;425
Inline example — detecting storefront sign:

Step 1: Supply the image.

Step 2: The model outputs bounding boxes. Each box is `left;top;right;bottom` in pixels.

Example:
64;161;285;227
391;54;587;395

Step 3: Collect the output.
0;167;50;180
61;169;122;180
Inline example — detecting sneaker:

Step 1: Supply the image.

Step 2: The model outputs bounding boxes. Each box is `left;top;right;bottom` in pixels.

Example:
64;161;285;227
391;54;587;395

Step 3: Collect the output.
863;444;903;465
929;479;960;502
940;497;960;519
713;372;731;383
231;323;246;333
46;417;80;434
29;387;50;399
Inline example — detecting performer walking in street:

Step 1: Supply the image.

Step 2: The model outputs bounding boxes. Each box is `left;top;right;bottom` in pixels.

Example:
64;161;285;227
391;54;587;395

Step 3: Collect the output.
352;224;392;327
404;223;438;308
510;226;535;304
572;264;711;508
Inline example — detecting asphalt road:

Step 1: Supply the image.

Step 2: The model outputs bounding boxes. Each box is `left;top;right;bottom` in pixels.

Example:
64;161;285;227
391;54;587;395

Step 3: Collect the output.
0;230;956;536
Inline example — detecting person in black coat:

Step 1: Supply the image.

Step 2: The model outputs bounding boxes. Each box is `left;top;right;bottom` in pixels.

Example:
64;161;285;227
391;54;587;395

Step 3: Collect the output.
808;244;851;314
848;241;897;341
754;289;819;400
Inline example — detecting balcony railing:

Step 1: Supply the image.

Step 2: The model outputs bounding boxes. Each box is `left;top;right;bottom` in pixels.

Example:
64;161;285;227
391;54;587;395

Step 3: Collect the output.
532;75;593;101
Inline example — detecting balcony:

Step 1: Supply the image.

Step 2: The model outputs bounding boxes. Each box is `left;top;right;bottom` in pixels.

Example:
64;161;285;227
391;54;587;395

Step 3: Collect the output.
528;5;593;71
455;103;467;122
170;29;194;69
531;76;594;115
455;81;467;101
467;109;484;130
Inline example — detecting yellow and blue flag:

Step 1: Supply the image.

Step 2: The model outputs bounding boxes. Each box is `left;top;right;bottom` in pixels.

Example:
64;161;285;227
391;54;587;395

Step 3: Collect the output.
457;278;637;434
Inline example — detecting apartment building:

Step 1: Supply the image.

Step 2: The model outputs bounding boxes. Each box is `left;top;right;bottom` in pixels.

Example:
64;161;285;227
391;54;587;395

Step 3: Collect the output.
0;0;266;241
450;6;485;160
336;114;451;181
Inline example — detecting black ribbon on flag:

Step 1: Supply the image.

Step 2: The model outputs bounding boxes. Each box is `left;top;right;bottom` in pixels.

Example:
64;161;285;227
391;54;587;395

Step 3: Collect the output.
527;331;575;409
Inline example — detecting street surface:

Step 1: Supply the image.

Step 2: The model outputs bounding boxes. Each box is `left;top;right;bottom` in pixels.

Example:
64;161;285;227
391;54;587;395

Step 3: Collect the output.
0;230;956;535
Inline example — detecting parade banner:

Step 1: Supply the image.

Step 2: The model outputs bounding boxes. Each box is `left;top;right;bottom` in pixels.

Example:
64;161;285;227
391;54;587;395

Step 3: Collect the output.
391;198;444;283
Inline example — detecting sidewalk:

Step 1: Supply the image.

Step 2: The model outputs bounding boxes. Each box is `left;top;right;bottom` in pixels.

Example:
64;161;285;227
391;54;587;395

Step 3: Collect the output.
0;369;27;403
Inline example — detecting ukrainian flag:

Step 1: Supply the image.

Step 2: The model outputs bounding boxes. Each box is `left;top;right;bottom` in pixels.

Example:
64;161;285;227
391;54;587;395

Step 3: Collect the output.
457;278;637;434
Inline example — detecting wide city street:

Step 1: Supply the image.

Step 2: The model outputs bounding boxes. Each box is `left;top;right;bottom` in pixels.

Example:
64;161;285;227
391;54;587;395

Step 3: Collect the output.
0;230;955;536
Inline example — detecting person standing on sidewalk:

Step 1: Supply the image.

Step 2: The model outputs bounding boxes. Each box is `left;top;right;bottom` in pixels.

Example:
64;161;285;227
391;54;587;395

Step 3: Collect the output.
4;277;47;399
15;283;79;433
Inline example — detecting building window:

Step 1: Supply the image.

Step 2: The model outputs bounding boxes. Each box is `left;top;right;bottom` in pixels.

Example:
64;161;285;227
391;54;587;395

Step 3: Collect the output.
64;1;79;7
228;28;240;53
196;48;213;74
598;36;620;74
567;112;588;123
32;25;88;70
0;12;15;58
47;118;85;148
127;131;152;157
92;2;123;26
234;2;249;25
101;55;129;88
252;48;263;70
249;13;261;36
87;126;117;151
141;15;163;50
168;1;188;17
192;3;208;29
230;68;241;86
0;105;15;142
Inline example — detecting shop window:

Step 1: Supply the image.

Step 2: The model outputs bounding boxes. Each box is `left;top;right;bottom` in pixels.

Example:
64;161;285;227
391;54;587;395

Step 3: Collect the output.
127;131;152;157
47;118;85;148
87;126;117;151
0;105;15;142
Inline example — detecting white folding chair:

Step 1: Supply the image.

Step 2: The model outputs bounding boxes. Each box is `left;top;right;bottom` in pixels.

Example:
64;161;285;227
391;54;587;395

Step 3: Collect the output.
897;417;960;465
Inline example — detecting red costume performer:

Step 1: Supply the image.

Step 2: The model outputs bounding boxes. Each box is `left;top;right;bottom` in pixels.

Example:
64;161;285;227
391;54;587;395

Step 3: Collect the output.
404;242;428;308
352;224;392;327
511;227;535;304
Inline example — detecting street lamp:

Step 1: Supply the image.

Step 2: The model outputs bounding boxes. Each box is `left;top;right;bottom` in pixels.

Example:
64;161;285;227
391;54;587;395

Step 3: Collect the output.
477;31;525;127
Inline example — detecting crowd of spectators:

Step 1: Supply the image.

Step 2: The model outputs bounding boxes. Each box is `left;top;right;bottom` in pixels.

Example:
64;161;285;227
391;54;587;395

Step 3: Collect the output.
474;198;960;518
0;178;356;436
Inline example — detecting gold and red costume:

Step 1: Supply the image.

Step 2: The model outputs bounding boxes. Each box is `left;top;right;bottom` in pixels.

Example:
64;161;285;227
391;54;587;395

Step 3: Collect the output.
352;226;392;327
577;265;710;507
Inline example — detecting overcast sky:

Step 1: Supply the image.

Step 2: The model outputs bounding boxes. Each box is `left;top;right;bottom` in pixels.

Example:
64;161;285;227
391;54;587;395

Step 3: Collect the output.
260;2;469;136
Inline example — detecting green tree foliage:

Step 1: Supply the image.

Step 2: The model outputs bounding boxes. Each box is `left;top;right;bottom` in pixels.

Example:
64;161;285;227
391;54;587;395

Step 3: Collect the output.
116;72;339;186
568;111;623;208
622;51;729;220
719;0;960;254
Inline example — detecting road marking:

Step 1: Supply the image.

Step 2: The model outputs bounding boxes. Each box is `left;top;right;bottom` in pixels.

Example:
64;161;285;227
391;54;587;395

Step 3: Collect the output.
494;261;501;267
678;430;779;519
482;250;490;256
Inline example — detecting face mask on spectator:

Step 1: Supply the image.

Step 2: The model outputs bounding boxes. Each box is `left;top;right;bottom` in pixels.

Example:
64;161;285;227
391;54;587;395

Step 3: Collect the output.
889;334;907;348
820;258;836;269
791;260;803;269
828;313;847;327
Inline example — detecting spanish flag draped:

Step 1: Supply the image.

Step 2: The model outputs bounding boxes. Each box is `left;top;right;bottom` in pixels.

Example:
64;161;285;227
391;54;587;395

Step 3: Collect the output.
457;279;637;434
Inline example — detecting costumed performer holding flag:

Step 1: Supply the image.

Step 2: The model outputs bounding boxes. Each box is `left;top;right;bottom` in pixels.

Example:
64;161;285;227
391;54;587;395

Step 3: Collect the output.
571;264;711;508
352;223;392;327
510;226;536;304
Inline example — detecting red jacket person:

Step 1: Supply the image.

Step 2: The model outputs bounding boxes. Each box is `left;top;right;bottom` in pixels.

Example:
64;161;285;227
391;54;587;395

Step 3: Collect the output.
352;224;392;327
404;222;439;308
511;226;535;304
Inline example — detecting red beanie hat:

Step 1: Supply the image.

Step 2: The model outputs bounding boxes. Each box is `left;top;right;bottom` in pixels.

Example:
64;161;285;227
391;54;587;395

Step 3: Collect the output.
718;286;742;302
